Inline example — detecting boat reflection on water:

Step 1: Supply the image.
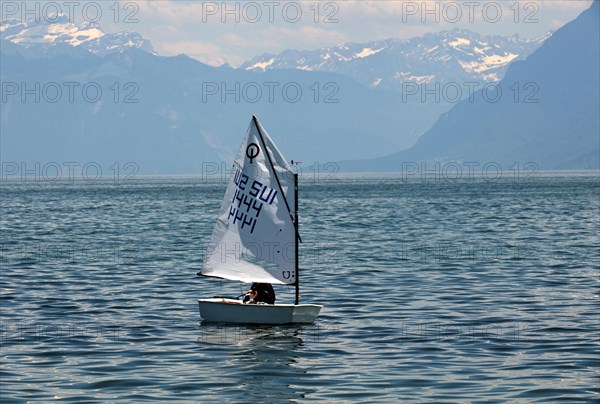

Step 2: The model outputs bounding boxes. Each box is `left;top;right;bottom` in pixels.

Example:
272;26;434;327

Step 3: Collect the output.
197;322;309;347
196;323;320;401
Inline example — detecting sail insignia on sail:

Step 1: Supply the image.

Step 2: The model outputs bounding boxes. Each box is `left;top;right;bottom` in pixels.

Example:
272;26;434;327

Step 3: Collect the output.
200;116;297;284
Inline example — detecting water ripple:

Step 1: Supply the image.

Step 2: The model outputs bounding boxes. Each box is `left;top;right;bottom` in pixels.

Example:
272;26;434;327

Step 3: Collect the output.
1;174;598;402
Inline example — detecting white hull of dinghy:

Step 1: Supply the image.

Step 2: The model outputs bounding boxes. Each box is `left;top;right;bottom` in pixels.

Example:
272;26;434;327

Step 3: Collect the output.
198;298;322;324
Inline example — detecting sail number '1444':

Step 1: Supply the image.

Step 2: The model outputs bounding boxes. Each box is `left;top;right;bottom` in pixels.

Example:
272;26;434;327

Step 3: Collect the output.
229;168;278;234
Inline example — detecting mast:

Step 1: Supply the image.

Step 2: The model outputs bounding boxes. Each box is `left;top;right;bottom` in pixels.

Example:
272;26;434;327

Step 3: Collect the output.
252;116;300;241
251;115;302;297
294;173;300;305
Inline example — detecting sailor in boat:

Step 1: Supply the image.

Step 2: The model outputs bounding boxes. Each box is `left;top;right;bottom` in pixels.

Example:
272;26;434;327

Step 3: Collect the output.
242;283;275;304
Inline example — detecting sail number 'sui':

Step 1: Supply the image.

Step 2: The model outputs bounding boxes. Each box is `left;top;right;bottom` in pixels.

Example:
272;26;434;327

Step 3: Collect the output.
229;168;279;234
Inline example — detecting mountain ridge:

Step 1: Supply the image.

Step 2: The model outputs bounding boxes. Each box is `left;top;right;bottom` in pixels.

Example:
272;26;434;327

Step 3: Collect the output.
241;28;550;92
339;1;600;171
2;9;595;173
0;14;155;56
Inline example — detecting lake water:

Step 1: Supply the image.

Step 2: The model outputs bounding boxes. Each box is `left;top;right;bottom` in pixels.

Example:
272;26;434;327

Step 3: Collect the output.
1;173;599;402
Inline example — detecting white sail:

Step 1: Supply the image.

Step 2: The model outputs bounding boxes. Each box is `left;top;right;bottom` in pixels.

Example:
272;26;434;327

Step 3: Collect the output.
201;116;297;284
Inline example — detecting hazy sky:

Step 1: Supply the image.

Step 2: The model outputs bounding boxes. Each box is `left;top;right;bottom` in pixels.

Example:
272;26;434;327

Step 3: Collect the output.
8;0;594;66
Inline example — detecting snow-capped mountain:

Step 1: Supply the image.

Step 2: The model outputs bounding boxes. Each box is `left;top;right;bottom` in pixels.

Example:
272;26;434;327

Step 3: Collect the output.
342;1;599;171
241;29;550;91
0;14;154;56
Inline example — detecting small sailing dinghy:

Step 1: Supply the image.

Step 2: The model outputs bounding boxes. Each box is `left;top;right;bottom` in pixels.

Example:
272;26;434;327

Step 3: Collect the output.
197;116;322;324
